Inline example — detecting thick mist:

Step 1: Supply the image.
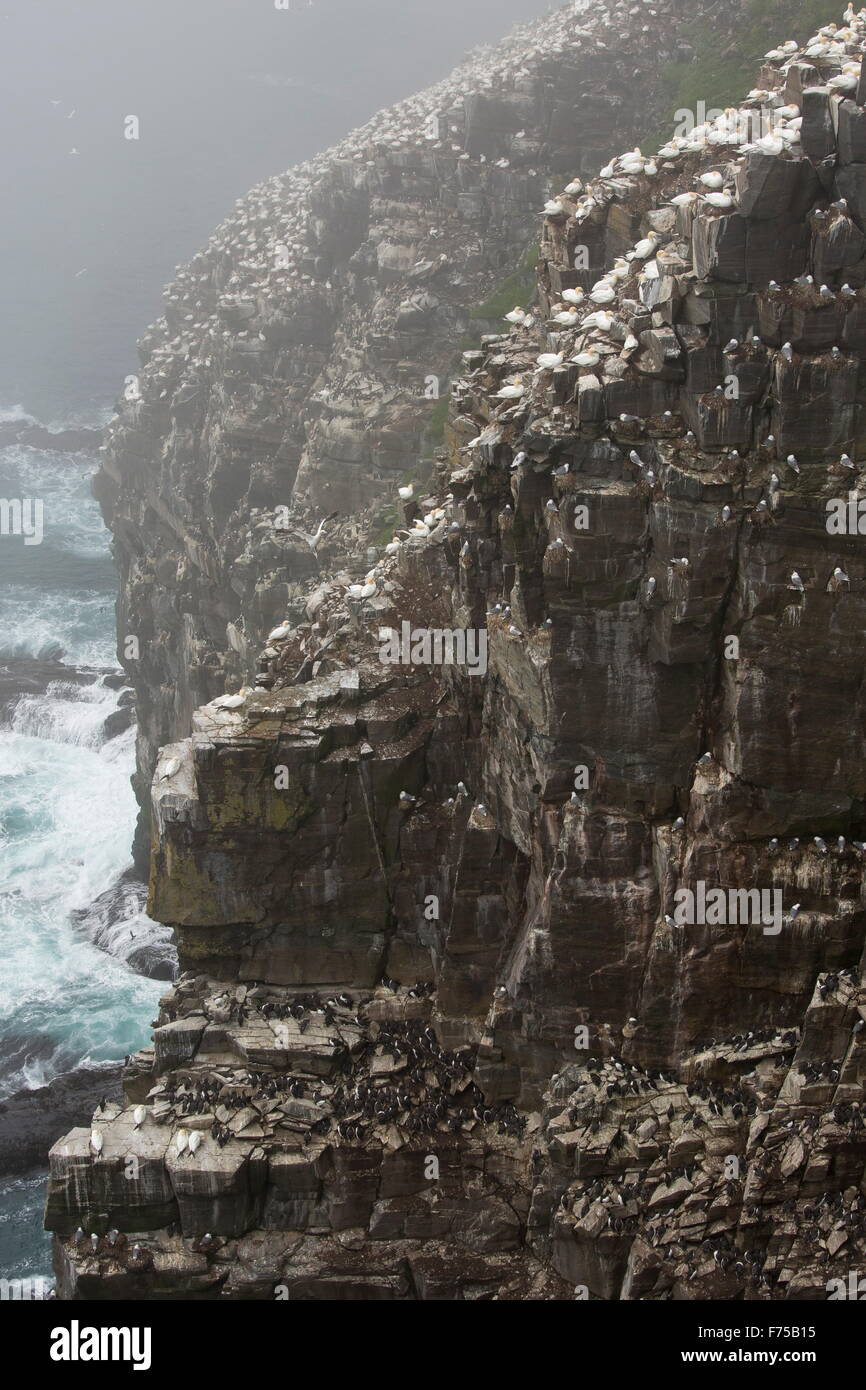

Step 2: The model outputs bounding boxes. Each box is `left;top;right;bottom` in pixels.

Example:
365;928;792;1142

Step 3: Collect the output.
0;0;554;421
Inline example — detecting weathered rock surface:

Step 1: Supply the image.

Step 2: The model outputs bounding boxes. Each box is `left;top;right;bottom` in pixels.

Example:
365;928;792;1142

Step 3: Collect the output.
49;2;866;1301
91;0;719;869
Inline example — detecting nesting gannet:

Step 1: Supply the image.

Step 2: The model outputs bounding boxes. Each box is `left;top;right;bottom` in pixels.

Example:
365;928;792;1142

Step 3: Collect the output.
583;310;614;332
133;1106;145;1129
495;379;525;399
590;283;616;304
90;1129;103;1157
213;693;245;710
632;236;658;260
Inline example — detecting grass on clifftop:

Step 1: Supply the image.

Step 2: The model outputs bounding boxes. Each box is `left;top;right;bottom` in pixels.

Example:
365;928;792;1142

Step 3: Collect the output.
643;0;846;151
425;392;451;443
469;245;539;323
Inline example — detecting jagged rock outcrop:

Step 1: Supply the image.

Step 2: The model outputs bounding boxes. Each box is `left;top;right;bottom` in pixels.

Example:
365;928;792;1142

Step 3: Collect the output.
49;2;866;1300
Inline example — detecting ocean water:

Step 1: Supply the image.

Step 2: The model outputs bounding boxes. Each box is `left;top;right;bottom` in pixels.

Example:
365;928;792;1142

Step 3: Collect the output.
0;417;167;1283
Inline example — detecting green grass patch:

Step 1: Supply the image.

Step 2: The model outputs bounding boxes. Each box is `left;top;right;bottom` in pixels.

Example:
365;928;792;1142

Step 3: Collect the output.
643;0;844;153
425;393;451;443
370;502;400;547
469;244;538;322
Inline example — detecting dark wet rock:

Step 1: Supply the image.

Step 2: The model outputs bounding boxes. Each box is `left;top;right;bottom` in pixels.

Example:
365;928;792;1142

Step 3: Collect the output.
70;868;178;983
0;1065;121;1177
102;704;135;740
0;420;101;454
0;660;117;717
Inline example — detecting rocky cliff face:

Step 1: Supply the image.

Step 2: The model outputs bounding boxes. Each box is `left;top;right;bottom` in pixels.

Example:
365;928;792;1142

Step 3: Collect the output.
92;0;714;868
49;2;866;1300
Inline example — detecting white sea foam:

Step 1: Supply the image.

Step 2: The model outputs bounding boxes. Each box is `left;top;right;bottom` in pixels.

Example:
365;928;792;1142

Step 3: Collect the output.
0;435;167;1108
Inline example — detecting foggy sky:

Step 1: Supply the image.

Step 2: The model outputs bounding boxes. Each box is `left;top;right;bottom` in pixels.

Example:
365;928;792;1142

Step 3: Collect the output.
0;0;556;417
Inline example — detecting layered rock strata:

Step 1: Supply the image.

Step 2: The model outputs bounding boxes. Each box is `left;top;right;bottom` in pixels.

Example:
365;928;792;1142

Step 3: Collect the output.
91;0;722;866
48;4;866;1300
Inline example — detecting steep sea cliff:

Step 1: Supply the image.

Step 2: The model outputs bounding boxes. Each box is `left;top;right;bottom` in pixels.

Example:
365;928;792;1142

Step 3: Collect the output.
45;0;866;1300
